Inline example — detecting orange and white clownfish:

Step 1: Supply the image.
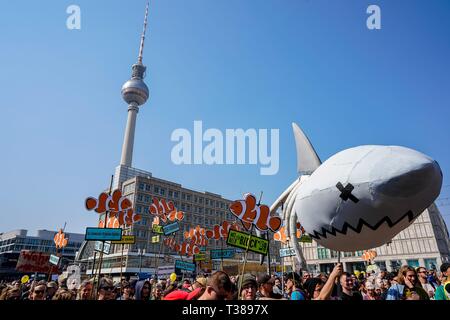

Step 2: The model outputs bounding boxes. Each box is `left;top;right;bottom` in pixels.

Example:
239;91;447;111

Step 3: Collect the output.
229;193;281;232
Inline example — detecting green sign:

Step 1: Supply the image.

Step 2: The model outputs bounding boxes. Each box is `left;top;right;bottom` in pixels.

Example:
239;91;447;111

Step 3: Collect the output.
299;234;312;243
152;225;163;234
226;229;269;255
151;235;160;243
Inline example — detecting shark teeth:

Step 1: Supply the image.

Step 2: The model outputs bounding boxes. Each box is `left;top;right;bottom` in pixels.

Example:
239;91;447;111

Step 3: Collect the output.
309;210;415;240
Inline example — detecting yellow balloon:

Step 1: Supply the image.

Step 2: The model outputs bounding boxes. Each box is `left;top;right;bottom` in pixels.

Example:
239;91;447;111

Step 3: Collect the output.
170;273;177;282
354;271;360;276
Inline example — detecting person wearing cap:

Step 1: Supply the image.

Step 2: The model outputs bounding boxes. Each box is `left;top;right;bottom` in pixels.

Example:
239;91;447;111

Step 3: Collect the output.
46;281;58;300
434;262;450;300
240;274;257;300
256;274;283;300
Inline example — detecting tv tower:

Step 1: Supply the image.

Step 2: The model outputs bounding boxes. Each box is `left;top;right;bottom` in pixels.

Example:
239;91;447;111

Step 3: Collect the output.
120;2;150;167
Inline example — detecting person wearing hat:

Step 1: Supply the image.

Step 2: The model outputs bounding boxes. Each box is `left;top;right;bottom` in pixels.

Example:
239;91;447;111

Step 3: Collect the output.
240;274;257;300
256;274;283;300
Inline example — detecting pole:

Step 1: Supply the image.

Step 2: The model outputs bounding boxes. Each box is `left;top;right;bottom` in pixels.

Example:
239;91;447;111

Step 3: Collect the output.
266;232;271;276
220;210;224;271
120;243;124;281
237;224;254;296
154;236;164;279
95;174;114;299
281;257;284;294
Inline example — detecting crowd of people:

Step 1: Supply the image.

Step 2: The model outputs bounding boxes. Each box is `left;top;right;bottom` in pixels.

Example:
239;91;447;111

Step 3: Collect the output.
1;262;449;301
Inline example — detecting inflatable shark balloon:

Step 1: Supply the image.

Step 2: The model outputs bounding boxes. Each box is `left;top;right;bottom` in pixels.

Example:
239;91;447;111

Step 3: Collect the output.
271;123;442;268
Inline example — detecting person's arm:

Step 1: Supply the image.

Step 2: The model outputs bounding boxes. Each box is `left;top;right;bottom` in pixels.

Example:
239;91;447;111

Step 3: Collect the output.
316;263;342;300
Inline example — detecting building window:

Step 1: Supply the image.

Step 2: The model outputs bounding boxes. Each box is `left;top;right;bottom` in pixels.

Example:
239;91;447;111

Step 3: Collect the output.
123;183;135;194
194;196;198;203
317;248;329;260
137;194;143;202
187;204;191;211
199;207;203;214
406;259;420;268
154;186;160;194
174;191;179;198
390;260;402;272
186;194;192;201
138;183;145;191
136;206;142;213
199;197;203;204
181;203;186;210
145;184;151;191
424;258;437;270
205;199;209;206
181;193;186;200
160;188;165;196
145;195;151;203
168;190;173;198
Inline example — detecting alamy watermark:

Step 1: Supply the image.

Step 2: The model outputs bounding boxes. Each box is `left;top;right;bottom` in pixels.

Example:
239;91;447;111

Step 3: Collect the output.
367;5;381;30
171;121;279;175
66;5;81;30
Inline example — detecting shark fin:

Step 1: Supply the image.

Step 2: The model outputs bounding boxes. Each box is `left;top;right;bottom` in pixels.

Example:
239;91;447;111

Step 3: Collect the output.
292;122;321;175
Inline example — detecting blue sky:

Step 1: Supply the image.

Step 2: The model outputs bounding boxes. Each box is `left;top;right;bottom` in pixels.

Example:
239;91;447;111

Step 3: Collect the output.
0;0;449;235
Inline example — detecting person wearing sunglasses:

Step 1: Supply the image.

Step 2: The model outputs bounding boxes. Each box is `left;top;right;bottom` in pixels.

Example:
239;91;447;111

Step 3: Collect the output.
197;271;232;300
416;267;435;298
97;277;115;300
30;282;47;301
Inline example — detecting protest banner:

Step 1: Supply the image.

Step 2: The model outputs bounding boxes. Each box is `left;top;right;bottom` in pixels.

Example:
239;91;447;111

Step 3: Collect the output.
112;235;135;244
85;227;122;241
227;229;269;255
16;250;59;274
163;221;180;236
210;248;236;260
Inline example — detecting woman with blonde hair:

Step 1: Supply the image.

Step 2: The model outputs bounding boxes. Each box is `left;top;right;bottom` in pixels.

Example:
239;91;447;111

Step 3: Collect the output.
386;266;429;300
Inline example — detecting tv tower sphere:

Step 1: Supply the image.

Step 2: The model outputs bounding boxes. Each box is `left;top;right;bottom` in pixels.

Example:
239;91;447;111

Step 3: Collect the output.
121;64;149;106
